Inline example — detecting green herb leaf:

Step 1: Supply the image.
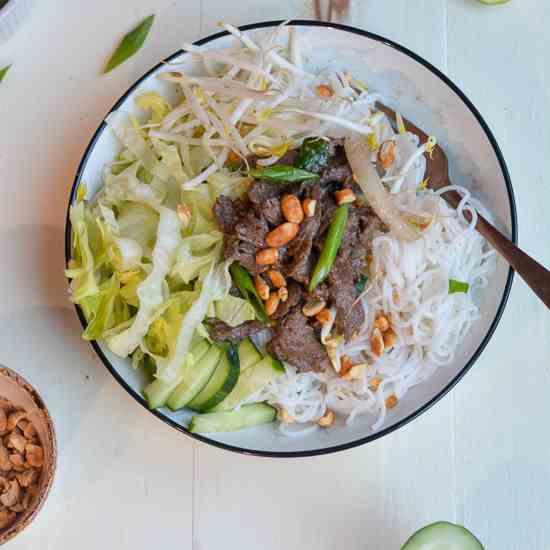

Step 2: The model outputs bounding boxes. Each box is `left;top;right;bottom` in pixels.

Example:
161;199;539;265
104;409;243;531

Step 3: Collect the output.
448;279;470;294
295;137;330;174
104;15;155;74
0;64;12;84
355;274;368;294
249;165;318;182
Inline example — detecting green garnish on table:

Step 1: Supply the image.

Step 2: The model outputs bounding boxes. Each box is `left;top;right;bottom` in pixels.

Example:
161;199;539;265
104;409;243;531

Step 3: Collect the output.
0;65;11;84
104;14;155;74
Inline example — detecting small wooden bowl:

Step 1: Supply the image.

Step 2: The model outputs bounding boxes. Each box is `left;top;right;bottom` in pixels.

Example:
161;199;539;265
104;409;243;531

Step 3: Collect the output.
0;367;56;545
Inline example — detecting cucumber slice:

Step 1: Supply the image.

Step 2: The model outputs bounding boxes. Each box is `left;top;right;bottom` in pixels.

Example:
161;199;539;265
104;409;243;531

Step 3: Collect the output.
189;403;276;433
210;355;284;412
166;345;222;411
144;337;210;409
401;522;484;550
187;345;240;412
238;338;262;371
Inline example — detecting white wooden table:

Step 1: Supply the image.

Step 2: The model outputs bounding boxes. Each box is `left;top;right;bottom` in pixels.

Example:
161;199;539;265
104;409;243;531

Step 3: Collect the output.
1;1;548;548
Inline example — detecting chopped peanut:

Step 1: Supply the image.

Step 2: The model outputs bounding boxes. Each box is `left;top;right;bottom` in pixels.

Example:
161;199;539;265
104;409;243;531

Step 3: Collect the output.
340;355;353;377
302;198;317;218
374;314;390;333
265;292;280;316
266;269;286;288
342;364;368;382
25;444;44;468
281;194;304;224
315;308;332;325
370;328;384;357
278;408;295;424
302;300;326;317
256;248;278;266
316;84;333;98
266;222;300;247
369;376;382;391
227;150;240;163
318;409;335;427
254;275;270;301
385;394;398;410
277;287;288;302
335;188;356;205
176;203;192;228
378;140;397;170
6;412;25;432
383;327;398;349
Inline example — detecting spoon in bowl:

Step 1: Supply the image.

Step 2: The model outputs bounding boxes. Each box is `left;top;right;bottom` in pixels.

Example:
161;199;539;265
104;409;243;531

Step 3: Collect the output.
376;102;550;310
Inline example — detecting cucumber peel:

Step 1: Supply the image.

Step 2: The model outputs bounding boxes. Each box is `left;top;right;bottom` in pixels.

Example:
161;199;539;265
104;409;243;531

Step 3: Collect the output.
189;403;276;433
401;521;484;550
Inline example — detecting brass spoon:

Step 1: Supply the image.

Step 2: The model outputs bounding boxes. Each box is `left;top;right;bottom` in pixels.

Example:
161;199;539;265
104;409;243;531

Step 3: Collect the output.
376;102;550;310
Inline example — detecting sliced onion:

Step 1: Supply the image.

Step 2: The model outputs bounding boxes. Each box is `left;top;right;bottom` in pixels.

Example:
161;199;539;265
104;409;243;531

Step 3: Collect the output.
344;137;420;242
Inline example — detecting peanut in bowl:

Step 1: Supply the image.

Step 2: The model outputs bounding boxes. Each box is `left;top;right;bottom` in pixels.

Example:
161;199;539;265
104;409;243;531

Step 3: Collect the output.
0;367;56;544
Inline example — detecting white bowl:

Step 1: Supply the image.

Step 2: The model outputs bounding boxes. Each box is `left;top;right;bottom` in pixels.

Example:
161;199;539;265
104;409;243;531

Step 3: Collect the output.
0;0;34;44
65;21;516;457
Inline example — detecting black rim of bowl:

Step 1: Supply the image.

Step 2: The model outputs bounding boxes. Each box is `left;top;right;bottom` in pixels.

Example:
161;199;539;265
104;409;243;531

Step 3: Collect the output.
65;19;517;458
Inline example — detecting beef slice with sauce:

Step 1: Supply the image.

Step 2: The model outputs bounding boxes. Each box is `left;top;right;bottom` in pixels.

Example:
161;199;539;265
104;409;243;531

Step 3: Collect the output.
281;184;322;284
209;319;268;343
268;308;330;372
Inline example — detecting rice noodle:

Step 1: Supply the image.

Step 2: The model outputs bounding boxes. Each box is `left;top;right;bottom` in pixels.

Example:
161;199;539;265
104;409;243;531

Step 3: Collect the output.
261;188;495;431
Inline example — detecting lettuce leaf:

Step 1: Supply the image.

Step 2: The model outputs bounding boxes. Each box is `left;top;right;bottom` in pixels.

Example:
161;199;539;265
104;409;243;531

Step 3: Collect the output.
66;202;102;303
171;230;223;284
135;91;171;123
157;260;231;381
181;186;217;234
207;170;250;201
100;162;165;211
106;206;182;357
214;294;255;327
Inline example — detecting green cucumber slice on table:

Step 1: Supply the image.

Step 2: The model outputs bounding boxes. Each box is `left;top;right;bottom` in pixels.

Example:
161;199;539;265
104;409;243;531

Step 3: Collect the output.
401;521;484;550
166;345;222;411
144;337;210;409
238;338;262;371
187;344;240;412
189;403;276;433
210;355;284;412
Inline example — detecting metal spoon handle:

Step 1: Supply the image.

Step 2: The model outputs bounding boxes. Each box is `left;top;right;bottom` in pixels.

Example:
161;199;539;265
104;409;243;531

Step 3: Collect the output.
476;215;550;309
443;189;550;309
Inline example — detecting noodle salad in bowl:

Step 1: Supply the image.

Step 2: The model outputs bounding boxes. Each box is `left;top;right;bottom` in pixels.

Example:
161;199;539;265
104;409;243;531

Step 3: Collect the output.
66;21;500;442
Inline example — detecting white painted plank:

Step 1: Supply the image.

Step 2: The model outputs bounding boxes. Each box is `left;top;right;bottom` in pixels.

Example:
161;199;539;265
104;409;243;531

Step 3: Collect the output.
194;405;455;550
195;6;453;550
0;1;198;547
447;1;550;548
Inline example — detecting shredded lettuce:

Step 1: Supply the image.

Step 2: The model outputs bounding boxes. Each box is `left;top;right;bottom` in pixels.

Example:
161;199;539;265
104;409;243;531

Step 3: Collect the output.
214;294;255;327
65;202;102;303
171;230;223;283
135;91;171;123
157;260;231;381
106;207;182;357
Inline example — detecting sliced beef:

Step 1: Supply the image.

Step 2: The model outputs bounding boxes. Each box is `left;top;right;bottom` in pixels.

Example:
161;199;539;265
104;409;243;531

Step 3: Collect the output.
357;204;385;248
213;196;247;234
234;211;268;247
282;184;322;284
318;163;352;185
328;254;365;341
209;320;267;343
247;179;280;205
271;281;304;320
259;196;284;227
268;308;330;372
307;282;330;303
224;236;263;276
